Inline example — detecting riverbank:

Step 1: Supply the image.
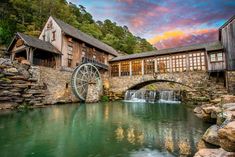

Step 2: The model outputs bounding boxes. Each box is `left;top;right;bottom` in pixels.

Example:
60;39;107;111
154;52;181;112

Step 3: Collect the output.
193;94;235;157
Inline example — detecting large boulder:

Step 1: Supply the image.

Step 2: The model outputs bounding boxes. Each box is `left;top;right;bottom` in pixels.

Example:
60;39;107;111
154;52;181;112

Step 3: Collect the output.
218;121;235;152
194;148;235;157
202;125;220;146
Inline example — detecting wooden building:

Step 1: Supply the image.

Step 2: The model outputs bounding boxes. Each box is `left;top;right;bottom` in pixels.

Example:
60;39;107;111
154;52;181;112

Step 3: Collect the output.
7;32;61;68
109;41;225;77
7;16;118;70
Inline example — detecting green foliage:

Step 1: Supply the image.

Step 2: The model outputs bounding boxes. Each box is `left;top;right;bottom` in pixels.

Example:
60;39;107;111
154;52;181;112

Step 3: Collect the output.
0;0;156;54
17;102;30;111
101;95;109;102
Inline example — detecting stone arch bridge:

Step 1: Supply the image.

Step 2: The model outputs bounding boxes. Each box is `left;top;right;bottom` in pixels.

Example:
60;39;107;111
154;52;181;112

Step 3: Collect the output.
107;72;224;97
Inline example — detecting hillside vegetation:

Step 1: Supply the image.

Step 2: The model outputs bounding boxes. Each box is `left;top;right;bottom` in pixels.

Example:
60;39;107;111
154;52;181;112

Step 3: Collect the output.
0;0;156;54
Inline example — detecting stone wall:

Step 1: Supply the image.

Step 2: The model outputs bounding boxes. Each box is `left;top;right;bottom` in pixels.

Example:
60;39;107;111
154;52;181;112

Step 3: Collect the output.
107;72;228;101
0;58;47;109
226;71;235;94
0;58;79;109
38;66;79;104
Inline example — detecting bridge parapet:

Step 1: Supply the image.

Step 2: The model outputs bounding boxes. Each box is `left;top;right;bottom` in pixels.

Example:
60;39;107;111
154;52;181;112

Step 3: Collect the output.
108;72;209;94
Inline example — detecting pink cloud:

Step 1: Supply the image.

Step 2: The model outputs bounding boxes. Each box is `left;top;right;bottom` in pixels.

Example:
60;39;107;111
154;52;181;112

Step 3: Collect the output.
150;29;218;49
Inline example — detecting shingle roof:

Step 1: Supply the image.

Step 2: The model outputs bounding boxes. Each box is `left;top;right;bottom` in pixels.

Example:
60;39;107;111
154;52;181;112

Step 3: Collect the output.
219;15;235;30
110;41;223;62
16;32;61;54
52;17;118;56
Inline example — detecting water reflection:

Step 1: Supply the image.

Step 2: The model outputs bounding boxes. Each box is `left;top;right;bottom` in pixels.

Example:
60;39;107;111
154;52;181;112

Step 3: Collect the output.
0;102;210;157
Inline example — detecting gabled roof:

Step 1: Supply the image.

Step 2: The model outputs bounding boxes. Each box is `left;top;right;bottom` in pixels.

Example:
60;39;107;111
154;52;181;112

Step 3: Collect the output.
52;17;118;56
8;32;61;55
110;41;223;62
219;15;235;30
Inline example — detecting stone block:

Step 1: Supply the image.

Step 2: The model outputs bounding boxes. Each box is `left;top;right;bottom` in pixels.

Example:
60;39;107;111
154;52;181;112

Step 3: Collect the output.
202;125;220;146
194;148;235;157
218;121;235;152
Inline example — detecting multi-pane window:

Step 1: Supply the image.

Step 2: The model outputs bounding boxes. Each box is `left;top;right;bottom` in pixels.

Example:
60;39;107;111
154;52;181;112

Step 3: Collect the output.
121;61;130;76
144;59;154;74
131;60;142;75
189;52;205;71
156;56;170;73
111;63;119;77
210;52;223;62
172;54;187;72
67;39;73;67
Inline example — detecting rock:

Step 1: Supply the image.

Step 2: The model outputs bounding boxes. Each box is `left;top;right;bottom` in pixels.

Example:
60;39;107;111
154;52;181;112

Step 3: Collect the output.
222;103;235;110
0;102;17;109
221;95;235;104
9;75;27;81
210;98;221;104
22;94;33;98
202;125;220;146
194;148;235;157
202;106;217;114
218;121;235;152
197;139;219;150
0;58;12;66
12;84;29;89
5;67;18;73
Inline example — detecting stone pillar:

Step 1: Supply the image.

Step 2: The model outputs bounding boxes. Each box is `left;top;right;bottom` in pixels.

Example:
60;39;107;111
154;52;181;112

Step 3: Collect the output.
85;84;101;103
141;60;144;75
129;61;132;76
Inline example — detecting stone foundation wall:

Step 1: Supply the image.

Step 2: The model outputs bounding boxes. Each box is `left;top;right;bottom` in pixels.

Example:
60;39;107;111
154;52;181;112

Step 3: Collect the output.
0;58;79;109
38;66;79;104
226;71;235;94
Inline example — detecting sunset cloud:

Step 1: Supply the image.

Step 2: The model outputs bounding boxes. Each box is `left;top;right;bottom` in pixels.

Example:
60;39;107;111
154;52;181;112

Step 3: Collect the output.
70;0;235;50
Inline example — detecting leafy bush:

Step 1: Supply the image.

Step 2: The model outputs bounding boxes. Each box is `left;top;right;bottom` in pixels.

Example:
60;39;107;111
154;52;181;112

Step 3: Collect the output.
101;95;109;102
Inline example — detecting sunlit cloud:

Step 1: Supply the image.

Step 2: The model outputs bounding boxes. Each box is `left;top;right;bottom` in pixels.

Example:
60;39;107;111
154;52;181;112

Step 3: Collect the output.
69;0;235;50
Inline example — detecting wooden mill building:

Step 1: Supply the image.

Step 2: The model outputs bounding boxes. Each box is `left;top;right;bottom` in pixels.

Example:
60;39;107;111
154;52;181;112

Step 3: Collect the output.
7;15;235;93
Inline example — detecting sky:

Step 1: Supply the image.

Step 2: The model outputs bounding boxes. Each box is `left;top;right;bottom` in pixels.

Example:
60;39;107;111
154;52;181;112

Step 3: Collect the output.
68;0;235;49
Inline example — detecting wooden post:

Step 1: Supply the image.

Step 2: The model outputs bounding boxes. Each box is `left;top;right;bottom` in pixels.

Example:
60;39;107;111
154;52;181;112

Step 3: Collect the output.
186;53;189;72
142;60;144;75
169;55;172;73
26;47;30;61
129;61;132;76
154;58;158;73
29;48;34;64
11;52;15;61
118;63;121;77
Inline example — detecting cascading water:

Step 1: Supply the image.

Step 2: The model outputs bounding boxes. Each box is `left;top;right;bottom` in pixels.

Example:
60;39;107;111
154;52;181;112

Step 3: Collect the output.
124;90;181;103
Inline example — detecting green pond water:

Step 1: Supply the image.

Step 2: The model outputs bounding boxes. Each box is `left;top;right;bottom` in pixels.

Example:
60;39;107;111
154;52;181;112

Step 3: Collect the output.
0;101;210;157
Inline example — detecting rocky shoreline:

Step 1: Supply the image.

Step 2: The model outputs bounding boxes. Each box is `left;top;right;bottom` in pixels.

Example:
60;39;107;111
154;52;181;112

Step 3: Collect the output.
193;95;235;157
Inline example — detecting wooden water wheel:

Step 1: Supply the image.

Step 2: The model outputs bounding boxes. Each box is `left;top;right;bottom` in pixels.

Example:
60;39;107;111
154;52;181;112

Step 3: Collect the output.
71;63;102;101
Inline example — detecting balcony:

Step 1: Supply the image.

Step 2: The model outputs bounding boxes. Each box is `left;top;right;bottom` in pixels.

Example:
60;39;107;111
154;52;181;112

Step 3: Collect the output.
82;57;109;70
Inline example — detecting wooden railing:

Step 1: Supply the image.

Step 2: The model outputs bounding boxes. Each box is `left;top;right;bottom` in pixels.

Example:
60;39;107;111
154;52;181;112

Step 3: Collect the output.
82;57;108;69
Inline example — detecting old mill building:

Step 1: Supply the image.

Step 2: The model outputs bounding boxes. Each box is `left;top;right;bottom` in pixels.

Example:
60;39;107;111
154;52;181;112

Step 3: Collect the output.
7;15;235;93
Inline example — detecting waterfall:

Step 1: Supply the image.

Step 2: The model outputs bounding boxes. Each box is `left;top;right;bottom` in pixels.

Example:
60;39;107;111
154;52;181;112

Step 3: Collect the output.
124;90;180;103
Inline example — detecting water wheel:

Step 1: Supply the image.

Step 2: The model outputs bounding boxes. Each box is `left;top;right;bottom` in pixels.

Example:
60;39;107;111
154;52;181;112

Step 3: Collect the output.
71;63;102;101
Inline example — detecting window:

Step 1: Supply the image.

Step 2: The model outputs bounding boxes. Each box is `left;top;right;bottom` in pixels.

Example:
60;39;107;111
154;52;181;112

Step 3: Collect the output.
156;56;170;73
120;61;130;76
68;59;72;67
189;52;205;71
42;35;45;41
217;53;223;61
210;54;216;62
111;63;119;77
131;60;142;75
52;31;56;41
210;52;223;62
144;59;154;74
172;54;187;72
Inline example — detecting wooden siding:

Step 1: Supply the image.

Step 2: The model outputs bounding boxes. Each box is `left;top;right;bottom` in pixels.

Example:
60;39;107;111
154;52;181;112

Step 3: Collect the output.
220;18;235;70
